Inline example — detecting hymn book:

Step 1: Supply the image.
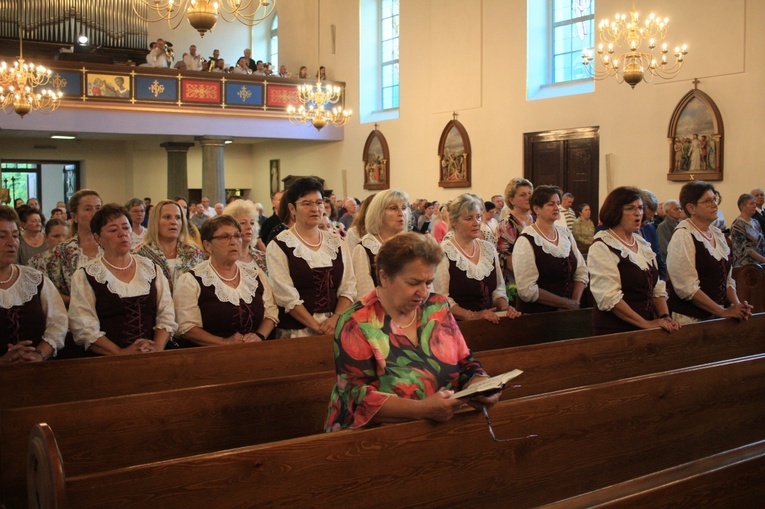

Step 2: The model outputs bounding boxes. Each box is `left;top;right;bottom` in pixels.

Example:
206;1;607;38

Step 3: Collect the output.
451;369;523;399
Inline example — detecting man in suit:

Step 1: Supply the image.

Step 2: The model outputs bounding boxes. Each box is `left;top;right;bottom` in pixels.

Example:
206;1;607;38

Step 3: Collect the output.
752;188;765;233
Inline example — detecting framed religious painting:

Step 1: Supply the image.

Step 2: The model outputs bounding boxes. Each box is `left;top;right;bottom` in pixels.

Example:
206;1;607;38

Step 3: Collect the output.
438;115;471;188
362;127;390;190
667;87;724;181
269;160;280;195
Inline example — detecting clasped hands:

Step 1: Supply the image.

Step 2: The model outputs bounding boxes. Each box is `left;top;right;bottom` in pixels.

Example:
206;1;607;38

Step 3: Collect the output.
2;341;43;365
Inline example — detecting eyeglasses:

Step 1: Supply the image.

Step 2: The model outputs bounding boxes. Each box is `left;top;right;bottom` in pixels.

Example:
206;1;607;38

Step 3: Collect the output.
482;405;538;443
697;197;720;206
211;233;243;242
297;200;325;209
623;205;644;214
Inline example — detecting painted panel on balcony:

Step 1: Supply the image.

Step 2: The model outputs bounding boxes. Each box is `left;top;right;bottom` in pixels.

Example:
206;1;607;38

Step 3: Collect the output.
135;76;177;102
182;80;222;104
51;71;82;98
225;82;264;108
267;85;299;110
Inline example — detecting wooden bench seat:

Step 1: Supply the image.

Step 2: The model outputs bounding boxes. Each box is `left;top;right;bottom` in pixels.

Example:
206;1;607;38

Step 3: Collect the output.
28;354;765;508
0;308;592;411
5;314;763;509
541;440;765;508
733;262;765;313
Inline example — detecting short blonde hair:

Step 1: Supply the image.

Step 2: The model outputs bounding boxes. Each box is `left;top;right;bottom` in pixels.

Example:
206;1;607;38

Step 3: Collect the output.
222;199;260;238
503;178;533;210
447;193;483;228
365;189;409;235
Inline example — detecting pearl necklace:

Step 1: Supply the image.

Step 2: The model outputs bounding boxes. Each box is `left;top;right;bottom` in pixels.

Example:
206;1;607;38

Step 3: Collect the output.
0;264;16;285
688;218;714;242
533;223;558;244
608;229;636;248
454;237;478;258
292;226;322;248
395;309;418;328
102;255;134;271
210;262;239;282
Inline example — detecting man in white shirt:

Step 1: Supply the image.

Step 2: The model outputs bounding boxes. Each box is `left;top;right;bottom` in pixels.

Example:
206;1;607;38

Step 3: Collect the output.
200;196;217;218
183;45;204;71
555;192;576;231
147;39;172;68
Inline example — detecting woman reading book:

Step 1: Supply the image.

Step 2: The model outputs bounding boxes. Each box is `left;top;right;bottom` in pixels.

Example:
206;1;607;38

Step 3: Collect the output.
325;232;500;432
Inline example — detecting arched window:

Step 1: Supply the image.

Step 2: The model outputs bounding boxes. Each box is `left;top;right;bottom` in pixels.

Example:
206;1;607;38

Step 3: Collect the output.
269;14;279;69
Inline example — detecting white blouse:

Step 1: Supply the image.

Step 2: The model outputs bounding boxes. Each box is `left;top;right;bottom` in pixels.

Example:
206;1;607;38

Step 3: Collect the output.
68;255;177;349
174;260;279;336
588;229;668;312
666;220;735;301
265;229;356;313
513;225;589;304
0;265;67;353
345;226;361;252
433;238;507;308
352;233;382;300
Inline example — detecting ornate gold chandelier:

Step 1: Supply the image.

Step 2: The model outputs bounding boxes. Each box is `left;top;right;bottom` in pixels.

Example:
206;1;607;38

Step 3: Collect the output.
0;34;62;118
287;79;352;131
131;0;277;37
582;1;688;89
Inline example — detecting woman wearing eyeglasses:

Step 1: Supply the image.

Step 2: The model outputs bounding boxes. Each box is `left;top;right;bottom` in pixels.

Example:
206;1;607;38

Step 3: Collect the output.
266;177;356;338
69;204;176;356
222;199;268;275
174;215;277;346
588;187;680;335
666;181;752;323
434;194;519;323
352;189;409;299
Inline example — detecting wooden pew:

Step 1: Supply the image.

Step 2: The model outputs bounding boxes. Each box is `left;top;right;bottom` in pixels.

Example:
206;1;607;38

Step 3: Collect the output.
0;308;591;411
5;314;763;508
541;440;765;508
733;262;765;313
28;355;765;508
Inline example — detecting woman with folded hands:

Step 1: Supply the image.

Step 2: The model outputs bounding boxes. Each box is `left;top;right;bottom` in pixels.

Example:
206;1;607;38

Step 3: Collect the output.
174;215;277;346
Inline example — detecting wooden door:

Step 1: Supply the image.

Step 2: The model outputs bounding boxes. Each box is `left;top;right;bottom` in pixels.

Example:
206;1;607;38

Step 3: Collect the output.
524;127;599;220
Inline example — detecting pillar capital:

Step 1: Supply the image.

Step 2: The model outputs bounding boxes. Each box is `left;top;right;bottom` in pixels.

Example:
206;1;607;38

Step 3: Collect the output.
160;142;195;153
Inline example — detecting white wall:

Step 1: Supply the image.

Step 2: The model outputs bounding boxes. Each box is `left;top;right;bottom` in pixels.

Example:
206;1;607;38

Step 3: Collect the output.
1;0;762;223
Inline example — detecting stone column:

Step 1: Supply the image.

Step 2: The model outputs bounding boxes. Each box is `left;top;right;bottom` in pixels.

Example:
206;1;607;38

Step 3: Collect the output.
160;142;195;200
196;137;230;206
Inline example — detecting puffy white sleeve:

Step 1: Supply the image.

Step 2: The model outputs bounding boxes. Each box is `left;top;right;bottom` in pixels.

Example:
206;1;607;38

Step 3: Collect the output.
153;266;177;335
336;240;357;303
352;244;375;300
587;241;624;312
257;267;279;325
68;268;105;349
512;235;540;303
173;272;202;336
265;240;303;311
569;230;589;284
491;250;508;303
40;276;67;353
433;256;455;307
666;229;699;300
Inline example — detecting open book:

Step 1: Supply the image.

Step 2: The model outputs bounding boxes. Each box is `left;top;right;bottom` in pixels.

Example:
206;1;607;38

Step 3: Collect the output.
451;369;523;399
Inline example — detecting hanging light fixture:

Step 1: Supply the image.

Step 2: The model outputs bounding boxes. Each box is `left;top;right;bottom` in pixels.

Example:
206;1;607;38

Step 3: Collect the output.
132;0;277;38
287;79;352;131
0;31;62;118
582;1;688;89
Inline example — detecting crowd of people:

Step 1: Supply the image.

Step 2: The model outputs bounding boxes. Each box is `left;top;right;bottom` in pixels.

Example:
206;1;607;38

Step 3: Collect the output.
1;179;762;431
143;38;324;80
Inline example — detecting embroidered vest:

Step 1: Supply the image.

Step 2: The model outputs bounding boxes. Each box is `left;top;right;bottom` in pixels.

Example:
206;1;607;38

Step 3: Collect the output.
667;235;730;319
193;272;266;338
0;279;46;348
517;232;576;314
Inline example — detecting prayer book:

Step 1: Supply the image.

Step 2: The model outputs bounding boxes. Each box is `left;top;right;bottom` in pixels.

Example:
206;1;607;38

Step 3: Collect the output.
452;369;523;399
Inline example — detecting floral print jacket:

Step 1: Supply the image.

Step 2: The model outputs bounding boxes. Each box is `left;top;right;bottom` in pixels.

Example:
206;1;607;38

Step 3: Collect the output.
136;242;206;293
40;236;101;296
325;290;486;431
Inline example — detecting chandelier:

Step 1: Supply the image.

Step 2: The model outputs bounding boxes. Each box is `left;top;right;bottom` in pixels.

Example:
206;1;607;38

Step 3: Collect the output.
287;79;352;131
582;1;688;89
0;33;62;118
132;0;277;38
